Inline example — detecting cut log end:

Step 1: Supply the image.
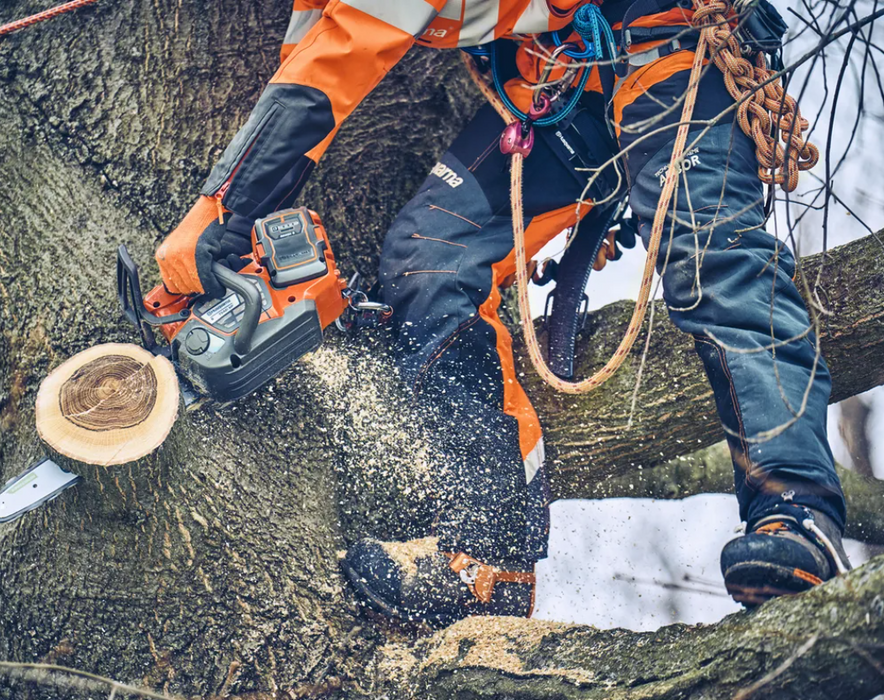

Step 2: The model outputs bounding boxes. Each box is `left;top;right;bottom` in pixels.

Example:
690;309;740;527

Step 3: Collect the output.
36;343;179;466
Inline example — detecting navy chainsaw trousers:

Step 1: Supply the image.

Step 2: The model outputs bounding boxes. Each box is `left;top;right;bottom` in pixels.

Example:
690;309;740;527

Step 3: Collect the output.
379;98;618;565
614;51;846;530
378;51;846;566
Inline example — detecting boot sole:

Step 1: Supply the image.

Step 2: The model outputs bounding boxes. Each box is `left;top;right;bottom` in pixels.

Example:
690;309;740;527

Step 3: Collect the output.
340;560;460;628
724;561;822;607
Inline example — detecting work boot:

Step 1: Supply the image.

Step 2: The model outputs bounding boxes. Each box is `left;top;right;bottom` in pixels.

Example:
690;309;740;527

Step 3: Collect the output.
721;505;851;607
340;537;535;626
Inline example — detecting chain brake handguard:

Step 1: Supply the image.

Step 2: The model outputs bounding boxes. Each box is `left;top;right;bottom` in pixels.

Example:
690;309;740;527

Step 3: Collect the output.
116;244;191;355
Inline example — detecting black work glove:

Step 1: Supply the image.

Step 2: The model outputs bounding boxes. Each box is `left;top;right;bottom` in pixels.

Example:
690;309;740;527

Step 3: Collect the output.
194;214;253;297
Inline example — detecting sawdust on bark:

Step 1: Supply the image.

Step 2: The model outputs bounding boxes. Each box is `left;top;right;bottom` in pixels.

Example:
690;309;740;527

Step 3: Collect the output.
377;616;599;695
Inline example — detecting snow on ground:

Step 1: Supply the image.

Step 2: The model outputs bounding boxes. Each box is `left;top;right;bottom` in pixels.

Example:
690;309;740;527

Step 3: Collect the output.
534;495;869;628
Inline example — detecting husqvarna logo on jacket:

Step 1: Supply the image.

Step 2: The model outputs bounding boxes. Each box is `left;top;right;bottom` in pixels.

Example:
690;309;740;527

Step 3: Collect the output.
431;162;464;188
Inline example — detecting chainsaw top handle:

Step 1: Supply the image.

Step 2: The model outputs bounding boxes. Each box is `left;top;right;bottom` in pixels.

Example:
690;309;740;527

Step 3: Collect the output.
116;244;260;356
211;263;261;355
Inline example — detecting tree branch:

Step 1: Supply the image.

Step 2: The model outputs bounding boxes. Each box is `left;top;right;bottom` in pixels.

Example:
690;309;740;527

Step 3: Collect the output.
587;441;884;545
385;556;884;699
523;232;884;494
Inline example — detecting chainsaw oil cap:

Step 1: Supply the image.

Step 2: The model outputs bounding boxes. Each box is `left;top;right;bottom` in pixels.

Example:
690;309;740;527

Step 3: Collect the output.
185;328;211;355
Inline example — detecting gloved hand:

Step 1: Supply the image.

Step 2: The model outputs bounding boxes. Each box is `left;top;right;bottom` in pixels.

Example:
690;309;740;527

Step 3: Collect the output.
156;196;252;298
593;219;638;272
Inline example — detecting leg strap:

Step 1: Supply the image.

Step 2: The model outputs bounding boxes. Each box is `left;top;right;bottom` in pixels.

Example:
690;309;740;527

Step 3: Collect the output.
446;552;535;604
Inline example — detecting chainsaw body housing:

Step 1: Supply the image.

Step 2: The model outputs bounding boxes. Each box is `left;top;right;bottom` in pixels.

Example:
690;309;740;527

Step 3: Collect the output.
119;208;348;402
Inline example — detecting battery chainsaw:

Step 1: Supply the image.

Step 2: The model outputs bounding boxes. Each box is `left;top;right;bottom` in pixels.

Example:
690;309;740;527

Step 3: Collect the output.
117;207;390;404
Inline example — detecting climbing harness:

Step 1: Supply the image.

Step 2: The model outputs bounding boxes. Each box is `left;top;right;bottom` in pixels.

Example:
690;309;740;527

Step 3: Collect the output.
462;4;617;131
0;0;98;37
464;0;817;394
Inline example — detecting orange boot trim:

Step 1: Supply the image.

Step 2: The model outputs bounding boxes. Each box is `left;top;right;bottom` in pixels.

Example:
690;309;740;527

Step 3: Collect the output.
446;552;536;605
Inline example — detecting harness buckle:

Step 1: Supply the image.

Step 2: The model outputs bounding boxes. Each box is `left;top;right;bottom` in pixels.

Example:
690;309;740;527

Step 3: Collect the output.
458;561;481;586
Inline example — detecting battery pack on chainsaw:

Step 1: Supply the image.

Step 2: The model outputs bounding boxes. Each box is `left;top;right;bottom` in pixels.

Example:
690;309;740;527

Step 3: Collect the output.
117;207;359;403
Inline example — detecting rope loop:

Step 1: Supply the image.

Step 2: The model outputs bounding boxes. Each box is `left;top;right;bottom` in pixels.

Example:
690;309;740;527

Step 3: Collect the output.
463;0;818;395
691;0;818;191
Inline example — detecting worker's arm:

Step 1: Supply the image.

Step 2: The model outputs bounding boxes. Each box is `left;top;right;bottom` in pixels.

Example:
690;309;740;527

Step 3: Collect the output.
156;0;442;297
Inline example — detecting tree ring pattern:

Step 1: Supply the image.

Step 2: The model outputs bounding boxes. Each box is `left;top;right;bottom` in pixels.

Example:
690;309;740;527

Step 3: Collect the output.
59;355;158;431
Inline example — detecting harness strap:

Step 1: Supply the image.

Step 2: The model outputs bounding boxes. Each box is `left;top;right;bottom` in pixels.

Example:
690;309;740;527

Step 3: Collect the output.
608;0;691;85
619;0;688;49
617;36;699;77
447;552;535;604
623;24;695;43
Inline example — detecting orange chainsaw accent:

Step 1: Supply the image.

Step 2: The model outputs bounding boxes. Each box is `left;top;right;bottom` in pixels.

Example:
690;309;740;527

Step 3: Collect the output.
144;209;348;344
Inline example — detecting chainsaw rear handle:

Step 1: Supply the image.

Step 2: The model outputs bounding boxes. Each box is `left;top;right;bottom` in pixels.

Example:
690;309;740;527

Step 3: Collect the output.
211;262;261;356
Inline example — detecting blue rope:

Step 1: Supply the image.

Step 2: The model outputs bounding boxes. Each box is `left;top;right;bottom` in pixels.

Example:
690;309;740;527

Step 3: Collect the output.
552;4;617;61
461;43;591;127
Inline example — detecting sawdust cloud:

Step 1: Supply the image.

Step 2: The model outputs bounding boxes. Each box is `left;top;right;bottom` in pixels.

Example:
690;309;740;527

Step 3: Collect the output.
302;342;443;539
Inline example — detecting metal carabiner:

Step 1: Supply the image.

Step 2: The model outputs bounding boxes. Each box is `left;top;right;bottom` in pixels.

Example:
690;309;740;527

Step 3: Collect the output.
337;288;393;331
534;42;578;106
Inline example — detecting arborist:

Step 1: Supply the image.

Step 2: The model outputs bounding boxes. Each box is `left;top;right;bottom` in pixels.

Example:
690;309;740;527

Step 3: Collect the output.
155;0;851;623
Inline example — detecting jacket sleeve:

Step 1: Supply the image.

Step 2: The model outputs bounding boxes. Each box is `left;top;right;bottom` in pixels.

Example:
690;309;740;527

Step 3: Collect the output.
280;1;326;64
201;0;442;233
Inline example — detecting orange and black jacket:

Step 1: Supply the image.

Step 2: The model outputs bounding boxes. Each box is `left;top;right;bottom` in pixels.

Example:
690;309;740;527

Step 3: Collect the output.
199;0;694;238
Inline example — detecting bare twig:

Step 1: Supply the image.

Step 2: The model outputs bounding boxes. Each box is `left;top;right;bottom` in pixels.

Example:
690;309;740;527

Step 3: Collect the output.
0;661;182;700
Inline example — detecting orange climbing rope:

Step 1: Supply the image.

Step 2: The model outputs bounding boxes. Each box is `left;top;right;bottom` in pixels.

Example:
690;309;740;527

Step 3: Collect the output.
693;0;818;190
464;0;817;394
0;0;99;37
465;42;707;394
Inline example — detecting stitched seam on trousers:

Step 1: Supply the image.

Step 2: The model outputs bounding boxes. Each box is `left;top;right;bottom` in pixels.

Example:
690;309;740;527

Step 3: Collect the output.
414;315;482;395
411;233;468;248
695;335;752;470
468;137;499;172
413;200;511;397
427;204;483;229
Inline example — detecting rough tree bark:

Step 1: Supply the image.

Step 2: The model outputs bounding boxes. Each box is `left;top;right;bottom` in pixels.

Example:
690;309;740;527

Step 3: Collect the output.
1;1;882;698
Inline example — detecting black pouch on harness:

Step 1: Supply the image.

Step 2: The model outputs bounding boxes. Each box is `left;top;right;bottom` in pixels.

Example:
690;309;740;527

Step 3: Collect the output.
736;0;788;70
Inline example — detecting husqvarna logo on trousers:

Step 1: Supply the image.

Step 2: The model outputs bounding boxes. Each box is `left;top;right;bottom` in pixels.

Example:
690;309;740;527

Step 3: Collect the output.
431;162;464;188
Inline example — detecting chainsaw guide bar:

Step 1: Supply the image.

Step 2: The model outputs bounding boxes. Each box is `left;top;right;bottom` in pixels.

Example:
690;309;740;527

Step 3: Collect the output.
0;458;81;524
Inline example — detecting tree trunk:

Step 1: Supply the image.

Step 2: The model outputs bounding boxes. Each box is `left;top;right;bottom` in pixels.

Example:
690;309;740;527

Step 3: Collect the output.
384;555;884;699
1;1;883;698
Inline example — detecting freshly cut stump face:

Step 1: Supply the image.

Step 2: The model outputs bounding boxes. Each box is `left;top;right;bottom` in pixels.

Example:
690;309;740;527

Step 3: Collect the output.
59;355;159;431
36;343;179;466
